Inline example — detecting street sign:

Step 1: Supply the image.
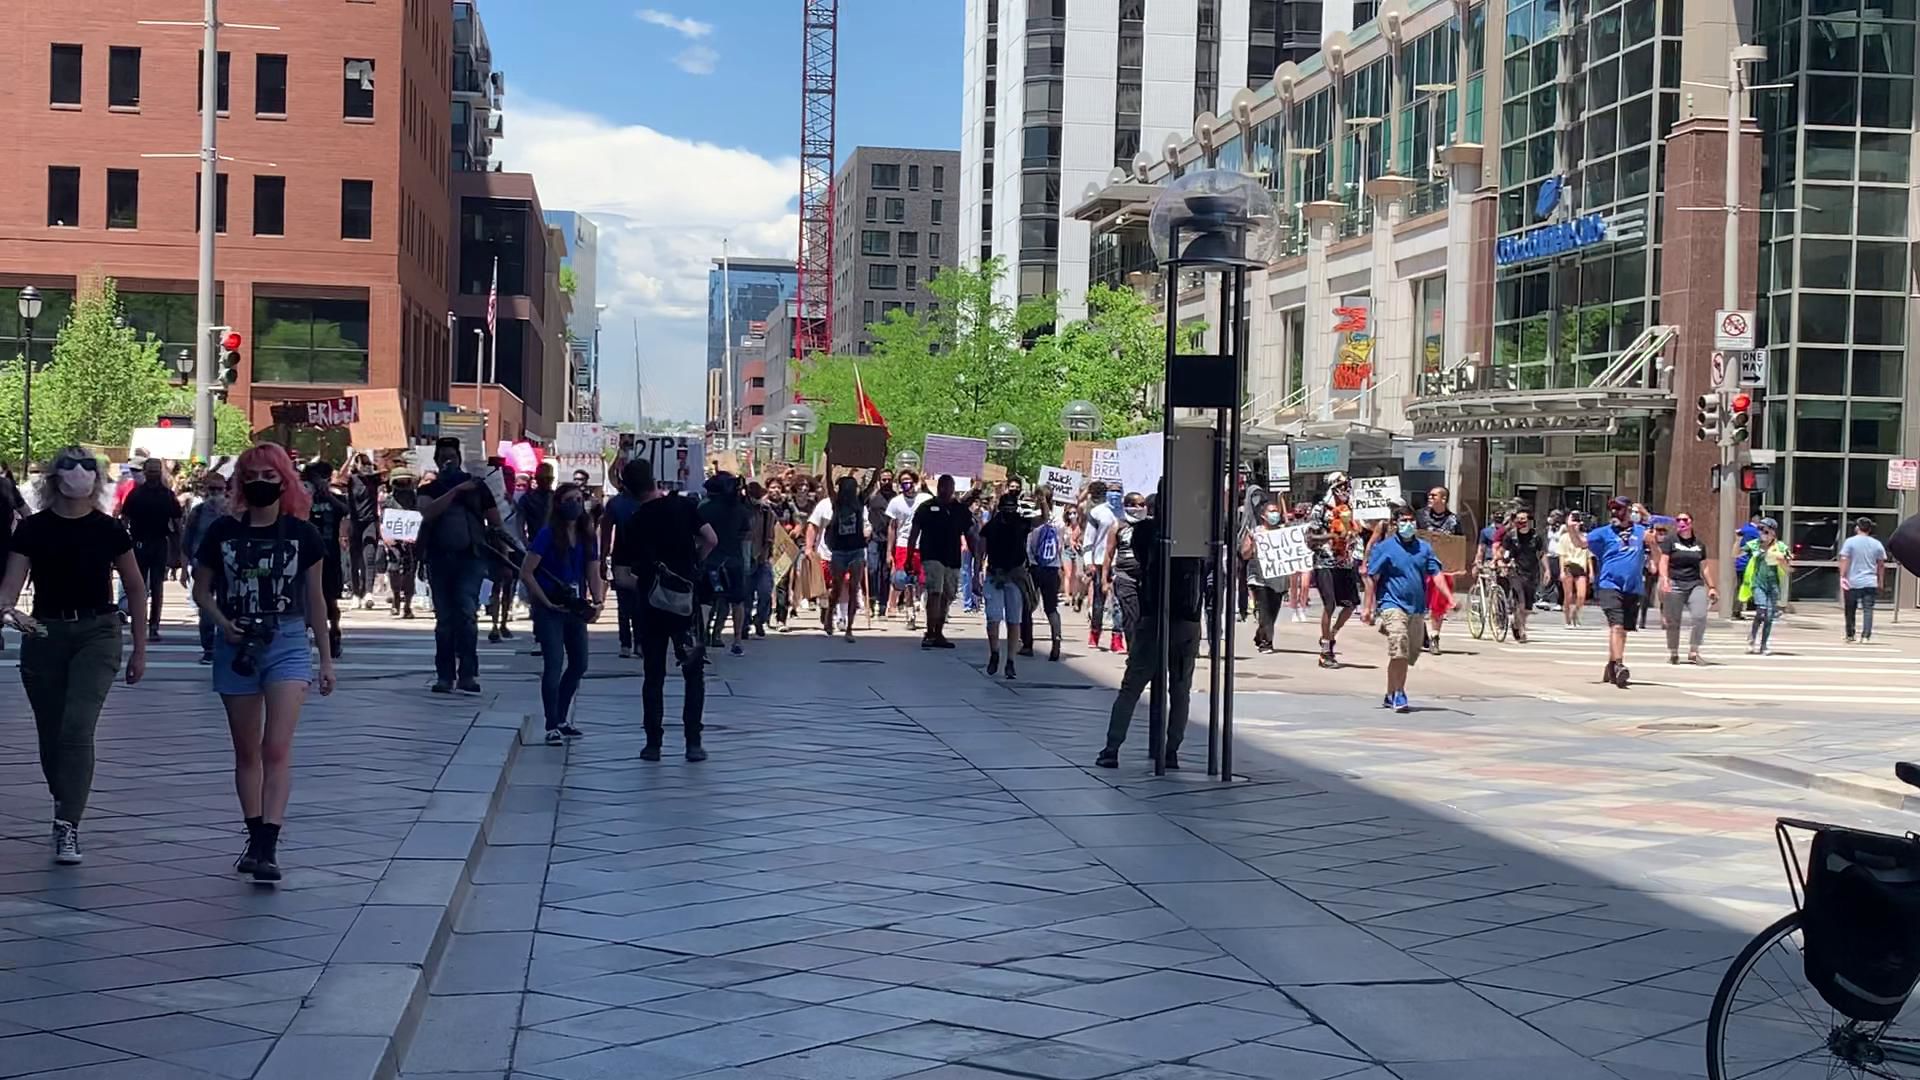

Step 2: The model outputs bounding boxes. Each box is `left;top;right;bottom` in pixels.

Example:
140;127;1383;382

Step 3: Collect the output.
1714;309;1755;351
1710;351;1730;392
1738;348;1768;388
1891;459;1919;491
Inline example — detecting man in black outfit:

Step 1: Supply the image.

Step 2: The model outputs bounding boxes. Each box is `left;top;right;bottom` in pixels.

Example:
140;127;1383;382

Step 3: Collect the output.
346;457;381;608
1097;491;1205;771
611;458;717;762
304;460;351;658
119;457;181;640
419;438;502;694
907;475;978;649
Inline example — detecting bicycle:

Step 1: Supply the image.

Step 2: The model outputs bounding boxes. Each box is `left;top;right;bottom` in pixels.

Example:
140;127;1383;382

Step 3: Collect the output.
1706;761;1920;1079
1463;562;1511;642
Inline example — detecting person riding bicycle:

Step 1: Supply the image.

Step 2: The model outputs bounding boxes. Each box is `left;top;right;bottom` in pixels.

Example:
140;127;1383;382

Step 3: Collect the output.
1494;509;1545;643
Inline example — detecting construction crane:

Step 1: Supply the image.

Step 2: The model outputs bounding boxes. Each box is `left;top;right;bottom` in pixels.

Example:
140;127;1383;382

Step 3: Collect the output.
795;0;837;364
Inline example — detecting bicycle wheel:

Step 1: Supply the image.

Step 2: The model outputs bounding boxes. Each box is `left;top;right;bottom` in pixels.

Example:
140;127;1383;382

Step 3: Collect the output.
1492;588;1512;642
1465;585;1489;639
1707;910;1920;1079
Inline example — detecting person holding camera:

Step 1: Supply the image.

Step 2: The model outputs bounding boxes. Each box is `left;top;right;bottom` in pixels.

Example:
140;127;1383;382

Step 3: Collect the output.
0;447;150;865
522;483;604;746
611;458;716;762
192;443;337;883
418;438;502;693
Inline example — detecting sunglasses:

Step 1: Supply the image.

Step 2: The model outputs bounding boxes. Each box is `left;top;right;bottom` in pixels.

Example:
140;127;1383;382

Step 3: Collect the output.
57;458;99;473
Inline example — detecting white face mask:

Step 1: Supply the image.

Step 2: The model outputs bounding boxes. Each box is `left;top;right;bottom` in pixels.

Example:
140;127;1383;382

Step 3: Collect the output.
1124;507;1147;522
55;466;94;500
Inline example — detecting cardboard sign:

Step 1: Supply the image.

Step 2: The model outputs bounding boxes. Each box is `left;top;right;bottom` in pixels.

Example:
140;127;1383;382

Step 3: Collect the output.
771;526;799;584
1265;444;1291;492
1090;449;1121;482
554;422;608;487
630;435;704;492
923;434;988;480
270;397;359;428
825;423;889;470
380;508;423;543
1352;476;1402;522
1115;432;1163;497
348;388;408;449
1039;465;1083;504
1253;525;1314;584
1061;439;1114;475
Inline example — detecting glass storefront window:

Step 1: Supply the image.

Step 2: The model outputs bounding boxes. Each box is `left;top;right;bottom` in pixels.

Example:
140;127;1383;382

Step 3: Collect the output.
1853;294;1904;344
1859;131;1909;180
1854;240;1906;290
1796;348;1848;394
1798;293;1850;341
1799;238;1853;287
1857;187;1908;233
1792;455;1845;502
1800;184;1853;233
1796;400;1848;452
1849;401;1903;453
1804;130;1856;178
1848;458;1898;508
1851;350;1902;396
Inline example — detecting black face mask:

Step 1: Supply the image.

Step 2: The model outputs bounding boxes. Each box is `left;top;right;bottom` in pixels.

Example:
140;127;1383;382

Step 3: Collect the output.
242;479;283;508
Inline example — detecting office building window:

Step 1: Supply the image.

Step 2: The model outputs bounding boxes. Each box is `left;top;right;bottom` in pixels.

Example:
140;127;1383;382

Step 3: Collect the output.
908;164;921;189
929;232;942;259
194;172;229;233
254;176;286;236
47;167;80;227
872;163;901;188
932;165;945;190
906;265;919;289
861;229;891;255
931;199;944;224
905;302;916;315
865;196;877;222
343;59;375;119
252;296;371;383
341;179;373;239
884;197;906;223
870;264;899;289
256;54;288;115
898;232;919;257
197;50;231;112
106;169;139;229
109;47;141;108
50;44;82;105
863;300;875;324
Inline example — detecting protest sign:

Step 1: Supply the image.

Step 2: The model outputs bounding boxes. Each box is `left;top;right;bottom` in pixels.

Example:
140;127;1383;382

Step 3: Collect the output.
923;434;988;479
826;423;889;470
981;462;1007;484
1061;439;1113;475
1038;466;1083;503
1352;476;1402;522
380;508;423;543
630;434;703;492
1266;444;1291;492
1090;449;1121;483
1115;432;1162;497
1253;525;1314;584
554;422;608;487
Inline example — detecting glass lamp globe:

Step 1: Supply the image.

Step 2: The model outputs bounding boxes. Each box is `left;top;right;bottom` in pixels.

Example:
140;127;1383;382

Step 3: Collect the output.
752;422;779;448
1148;168;1281;268
17;285;43;321
986;422;1024;451
1059;399;1101;435
780;403;818;435
895;450;920;472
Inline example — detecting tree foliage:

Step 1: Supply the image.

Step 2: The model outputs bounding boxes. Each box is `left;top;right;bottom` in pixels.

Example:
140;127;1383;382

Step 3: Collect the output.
793;263;1184;479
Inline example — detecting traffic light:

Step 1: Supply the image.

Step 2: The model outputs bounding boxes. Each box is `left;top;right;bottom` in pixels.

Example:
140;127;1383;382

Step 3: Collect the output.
1694;393;1722;442
156;415;190;429
1739;464;1772;493
213;327;243;399
1728;392;1753;445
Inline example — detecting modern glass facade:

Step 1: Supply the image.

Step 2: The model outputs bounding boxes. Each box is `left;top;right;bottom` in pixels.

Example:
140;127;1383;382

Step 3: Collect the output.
705;262;797;375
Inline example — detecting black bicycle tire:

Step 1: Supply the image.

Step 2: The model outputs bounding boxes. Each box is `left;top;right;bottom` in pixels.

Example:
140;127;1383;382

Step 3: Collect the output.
1706;910;1811;1080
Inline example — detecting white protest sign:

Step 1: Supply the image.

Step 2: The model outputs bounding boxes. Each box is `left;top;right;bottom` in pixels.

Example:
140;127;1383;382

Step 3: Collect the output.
130;426;195;462
1253;525;1314;584
1090;449;1121;482
380;508;423;543
554;422;608;487
1038;466;1083;504
1266;444;1291;492
1352;476;1402;522
1115;432;1163;497
482;466;525;550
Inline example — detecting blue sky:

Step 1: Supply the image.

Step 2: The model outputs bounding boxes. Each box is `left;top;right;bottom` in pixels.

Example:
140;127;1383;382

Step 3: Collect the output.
490;0;963;424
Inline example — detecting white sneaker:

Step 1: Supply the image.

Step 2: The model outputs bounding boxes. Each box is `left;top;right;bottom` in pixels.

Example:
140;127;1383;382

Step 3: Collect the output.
52;820;82;865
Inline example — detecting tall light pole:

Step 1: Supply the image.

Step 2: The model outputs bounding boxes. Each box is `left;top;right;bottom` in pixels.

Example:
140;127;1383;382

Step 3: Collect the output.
472;327;486;418
1717;46;1768;616
17;286;42;472
721;238;734;453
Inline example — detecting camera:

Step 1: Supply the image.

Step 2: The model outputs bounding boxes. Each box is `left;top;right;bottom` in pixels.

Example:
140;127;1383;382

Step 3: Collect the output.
230;616;278;676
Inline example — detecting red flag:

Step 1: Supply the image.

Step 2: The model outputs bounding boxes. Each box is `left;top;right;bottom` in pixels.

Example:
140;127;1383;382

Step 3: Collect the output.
854;364;887;432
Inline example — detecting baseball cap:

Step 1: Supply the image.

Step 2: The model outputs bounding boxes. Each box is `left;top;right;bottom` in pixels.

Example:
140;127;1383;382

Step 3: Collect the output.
1760;516;1780;531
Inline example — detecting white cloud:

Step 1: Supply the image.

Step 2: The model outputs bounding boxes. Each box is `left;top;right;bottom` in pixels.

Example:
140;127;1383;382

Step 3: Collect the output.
502;98;797;424
635;9;713;38
672;44;719;75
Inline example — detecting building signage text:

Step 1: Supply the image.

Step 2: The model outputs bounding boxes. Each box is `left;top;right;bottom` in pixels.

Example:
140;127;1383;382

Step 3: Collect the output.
1494;209;1645;268
1292;438;1350;473
1415;364;1515;399
1412;413;1620;438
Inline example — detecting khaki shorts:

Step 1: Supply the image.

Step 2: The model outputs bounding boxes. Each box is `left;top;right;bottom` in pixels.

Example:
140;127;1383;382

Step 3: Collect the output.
1379;608;1426;663
923;560;961;598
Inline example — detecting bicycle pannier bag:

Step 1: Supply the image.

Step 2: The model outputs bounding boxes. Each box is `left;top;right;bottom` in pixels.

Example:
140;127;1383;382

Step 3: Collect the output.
1801;828;1920;1021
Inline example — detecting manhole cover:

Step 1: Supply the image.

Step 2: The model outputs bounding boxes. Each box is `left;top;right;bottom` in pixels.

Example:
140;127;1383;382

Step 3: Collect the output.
1638;721;1722;732
819;657;885;665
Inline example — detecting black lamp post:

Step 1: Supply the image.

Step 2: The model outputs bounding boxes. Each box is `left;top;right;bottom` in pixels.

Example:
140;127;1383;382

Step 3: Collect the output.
1147;171;1278;780
17;286;42;471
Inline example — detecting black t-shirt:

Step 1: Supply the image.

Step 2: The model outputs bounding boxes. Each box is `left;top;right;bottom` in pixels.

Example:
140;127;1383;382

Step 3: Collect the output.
1501;528;1544;577
418;469;497;557
11;510;133;616
699;496;750;565
1133;518;1205;622
0;476;23;549
866;491;894;538
121;483;182;545
348;473;381;524
1662;535;1707;588
612;493;704;598
194;514;328;618
517;488;554;541
981;513;1030;574
309;487;349;545
827;498;867;553
1114;519;1142;575
912;499;972;565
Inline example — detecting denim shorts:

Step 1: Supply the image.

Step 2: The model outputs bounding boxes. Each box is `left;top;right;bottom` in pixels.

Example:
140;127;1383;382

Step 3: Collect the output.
212;624;314;696
984;574;1025;625
829;549;867;574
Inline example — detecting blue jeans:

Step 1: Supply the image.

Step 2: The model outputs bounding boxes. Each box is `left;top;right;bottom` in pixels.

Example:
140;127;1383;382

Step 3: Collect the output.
532;607;589;730
866;539;890;614
750;562;775;630
427;557;485;683
962;550;978;611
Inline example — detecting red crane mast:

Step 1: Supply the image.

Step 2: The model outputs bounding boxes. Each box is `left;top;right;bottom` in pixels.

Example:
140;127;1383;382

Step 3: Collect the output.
796;0;837;365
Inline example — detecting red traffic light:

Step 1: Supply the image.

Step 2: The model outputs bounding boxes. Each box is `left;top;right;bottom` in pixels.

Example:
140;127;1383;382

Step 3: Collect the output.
221;331;242;351
1730;393;1752;413
157;418;172;428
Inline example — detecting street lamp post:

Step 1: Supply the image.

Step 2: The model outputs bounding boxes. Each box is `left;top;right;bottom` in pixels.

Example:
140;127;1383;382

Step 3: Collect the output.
894;449;920;475
17;286;43;471
1060;399;1102;438
781;403;818;464
986;422;1023;481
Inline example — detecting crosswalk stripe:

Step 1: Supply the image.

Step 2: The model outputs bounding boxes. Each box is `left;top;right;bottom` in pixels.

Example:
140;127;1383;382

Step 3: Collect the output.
1681;690;1892;704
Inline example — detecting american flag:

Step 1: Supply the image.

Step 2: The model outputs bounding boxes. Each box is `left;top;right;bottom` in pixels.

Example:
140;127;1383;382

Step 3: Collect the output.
485;257;498;337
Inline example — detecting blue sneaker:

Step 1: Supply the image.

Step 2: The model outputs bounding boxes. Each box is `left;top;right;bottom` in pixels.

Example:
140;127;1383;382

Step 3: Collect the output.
1381;693;1395;710
1392;690;1410;713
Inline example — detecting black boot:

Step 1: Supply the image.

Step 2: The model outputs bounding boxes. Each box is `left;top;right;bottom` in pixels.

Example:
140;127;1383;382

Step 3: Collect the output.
235;816;263;874
328;628;342;659
251;822;282;883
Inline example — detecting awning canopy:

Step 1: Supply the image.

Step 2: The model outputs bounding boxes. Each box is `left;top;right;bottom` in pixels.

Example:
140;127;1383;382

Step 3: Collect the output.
1404;385;1675;438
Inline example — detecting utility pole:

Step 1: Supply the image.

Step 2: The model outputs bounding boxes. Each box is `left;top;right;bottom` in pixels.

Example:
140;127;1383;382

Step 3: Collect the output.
721;238;734;454
192;0;220;463
1717;45;1767;617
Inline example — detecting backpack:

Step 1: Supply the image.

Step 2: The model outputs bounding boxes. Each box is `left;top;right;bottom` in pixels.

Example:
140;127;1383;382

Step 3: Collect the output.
1800;828;1920;1021
1036;523;1060;564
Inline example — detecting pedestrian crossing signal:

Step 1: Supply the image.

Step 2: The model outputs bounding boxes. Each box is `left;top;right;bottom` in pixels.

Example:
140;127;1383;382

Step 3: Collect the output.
1694;394;1722;442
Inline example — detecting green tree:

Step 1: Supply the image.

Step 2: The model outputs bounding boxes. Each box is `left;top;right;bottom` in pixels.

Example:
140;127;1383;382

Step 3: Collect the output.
558;265;579;296
160;387;251;455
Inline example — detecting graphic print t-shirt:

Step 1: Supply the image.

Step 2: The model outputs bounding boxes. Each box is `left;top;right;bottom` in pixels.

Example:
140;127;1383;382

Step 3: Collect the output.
194;514;327;618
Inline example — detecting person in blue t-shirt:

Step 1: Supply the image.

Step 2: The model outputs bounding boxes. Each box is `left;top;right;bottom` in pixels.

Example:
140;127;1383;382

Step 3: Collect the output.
1839;517;1889;643
1730;511;1762;620
1578;496;1655;688
1364;506;1451;713
522;483;604;745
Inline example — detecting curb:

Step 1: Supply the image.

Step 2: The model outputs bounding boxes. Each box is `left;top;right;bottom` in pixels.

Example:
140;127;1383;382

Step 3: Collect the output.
254;707;527;1080
1687;752;1920;813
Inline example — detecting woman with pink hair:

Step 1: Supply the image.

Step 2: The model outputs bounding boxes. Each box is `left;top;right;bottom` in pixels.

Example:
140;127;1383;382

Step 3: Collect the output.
191;443;336;883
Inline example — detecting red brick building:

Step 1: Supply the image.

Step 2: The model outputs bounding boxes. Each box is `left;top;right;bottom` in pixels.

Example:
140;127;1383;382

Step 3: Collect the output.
0;0;457;442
